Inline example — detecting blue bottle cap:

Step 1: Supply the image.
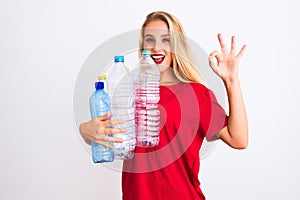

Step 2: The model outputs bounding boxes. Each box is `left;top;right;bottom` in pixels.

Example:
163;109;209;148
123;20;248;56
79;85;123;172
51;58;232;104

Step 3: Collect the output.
142;50;151;55
95;81;104;89
114;55;124;62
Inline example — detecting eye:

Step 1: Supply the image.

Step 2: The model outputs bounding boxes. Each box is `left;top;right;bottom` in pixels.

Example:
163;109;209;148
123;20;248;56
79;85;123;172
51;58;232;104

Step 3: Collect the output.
162;38;170;43
145;37;155;43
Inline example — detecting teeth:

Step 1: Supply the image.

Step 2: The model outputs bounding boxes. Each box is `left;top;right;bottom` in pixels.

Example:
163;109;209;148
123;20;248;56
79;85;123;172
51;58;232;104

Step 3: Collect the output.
152;55;164;60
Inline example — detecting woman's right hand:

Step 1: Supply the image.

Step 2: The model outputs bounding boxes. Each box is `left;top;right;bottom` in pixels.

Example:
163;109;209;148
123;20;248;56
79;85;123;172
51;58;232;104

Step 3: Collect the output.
79;112;125;149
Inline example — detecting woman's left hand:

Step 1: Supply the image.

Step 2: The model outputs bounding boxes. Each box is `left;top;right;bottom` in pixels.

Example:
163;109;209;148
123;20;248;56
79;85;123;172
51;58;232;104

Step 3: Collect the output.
208;34;246;84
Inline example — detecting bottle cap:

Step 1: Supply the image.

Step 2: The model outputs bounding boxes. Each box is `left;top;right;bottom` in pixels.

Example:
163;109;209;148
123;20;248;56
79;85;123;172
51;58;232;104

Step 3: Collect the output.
95;81;104;89
98;75;106;80
142;50;151;55
114;55;124;62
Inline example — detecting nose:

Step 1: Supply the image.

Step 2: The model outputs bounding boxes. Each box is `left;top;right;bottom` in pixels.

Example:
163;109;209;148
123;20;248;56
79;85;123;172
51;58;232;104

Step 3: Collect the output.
153;41;160;51
152;40;164;52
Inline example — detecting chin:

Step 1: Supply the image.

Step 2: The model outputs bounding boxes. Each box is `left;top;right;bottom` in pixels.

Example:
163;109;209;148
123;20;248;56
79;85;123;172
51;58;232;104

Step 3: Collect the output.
157;64;171;72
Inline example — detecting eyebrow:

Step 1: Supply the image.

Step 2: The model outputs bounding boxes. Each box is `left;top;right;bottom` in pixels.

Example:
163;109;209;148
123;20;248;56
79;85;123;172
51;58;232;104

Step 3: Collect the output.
144;34;170;37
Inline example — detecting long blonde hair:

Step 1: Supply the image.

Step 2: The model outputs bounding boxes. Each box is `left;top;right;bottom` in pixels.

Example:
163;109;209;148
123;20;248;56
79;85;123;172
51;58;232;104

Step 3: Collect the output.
139;11;204;84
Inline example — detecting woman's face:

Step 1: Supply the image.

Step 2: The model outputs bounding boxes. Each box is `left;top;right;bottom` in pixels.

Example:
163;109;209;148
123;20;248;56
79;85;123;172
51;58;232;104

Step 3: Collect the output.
143;20;172;68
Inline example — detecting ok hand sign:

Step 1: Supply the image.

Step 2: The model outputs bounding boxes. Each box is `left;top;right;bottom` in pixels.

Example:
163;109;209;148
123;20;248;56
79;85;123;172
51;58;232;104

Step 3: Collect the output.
209;34;247;84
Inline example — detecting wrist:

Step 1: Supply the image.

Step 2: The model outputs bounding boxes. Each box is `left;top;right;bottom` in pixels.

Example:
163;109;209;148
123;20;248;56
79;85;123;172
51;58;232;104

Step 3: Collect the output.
223;77;241;90
79;122;91;145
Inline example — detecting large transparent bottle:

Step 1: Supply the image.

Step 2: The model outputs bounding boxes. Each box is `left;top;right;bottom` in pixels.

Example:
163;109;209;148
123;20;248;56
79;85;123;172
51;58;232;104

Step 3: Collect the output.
108;55;136;160
135;50;160;147
89;80;114;163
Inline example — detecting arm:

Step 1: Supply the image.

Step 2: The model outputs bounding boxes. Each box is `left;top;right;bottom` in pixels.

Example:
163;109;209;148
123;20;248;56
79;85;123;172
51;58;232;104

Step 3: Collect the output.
209;34;248;149
219;79;248;149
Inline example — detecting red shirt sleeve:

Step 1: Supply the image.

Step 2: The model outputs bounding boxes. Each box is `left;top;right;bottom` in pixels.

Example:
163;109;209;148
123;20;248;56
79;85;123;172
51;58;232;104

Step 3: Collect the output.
196;85;228;141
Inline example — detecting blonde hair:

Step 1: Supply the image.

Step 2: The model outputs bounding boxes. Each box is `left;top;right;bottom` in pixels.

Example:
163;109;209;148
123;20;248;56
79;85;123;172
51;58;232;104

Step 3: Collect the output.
139;11;204;84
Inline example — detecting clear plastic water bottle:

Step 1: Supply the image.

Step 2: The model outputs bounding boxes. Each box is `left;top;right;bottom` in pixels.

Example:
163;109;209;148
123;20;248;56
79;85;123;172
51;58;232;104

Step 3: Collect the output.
108;55;136;160
89;80;114;163
135;50;160;147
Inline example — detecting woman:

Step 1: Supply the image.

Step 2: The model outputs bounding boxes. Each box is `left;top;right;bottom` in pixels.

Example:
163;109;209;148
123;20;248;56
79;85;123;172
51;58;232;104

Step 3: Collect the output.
79;11;248;199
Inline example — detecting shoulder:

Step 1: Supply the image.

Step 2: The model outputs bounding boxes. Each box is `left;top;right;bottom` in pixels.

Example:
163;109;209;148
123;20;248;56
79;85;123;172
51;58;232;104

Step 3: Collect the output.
189;82;210;96
188;82;216;103
189;82;209;92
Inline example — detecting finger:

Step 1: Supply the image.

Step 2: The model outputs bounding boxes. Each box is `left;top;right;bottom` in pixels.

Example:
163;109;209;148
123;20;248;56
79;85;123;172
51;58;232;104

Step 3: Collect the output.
103;127;127;134
104;119;124;127
209;50;223;63
230;35;236;55
236;44;247;58
218;33;228;55
93;140;116;150
96;112;111;121
105;135;123;143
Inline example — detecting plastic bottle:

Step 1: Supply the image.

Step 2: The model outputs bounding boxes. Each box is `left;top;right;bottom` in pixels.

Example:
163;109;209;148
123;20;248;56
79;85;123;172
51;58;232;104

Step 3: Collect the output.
98;75;108;93
108;55;136;160
135;50;160;147
89;80;114;163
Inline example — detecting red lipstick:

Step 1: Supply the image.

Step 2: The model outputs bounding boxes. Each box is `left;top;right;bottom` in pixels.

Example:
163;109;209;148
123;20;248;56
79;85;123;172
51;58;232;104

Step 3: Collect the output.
151;54;165;65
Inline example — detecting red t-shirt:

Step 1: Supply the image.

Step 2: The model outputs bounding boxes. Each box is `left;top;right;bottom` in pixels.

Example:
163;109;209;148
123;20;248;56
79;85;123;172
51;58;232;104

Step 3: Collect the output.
122;83;228;200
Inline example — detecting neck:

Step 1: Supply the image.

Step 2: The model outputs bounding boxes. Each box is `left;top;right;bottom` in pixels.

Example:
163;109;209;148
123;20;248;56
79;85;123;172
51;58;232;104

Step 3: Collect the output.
158;66;181;86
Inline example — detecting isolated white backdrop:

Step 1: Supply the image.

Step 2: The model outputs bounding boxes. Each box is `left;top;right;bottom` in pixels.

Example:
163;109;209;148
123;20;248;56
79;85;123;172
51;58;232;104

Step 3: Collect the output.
0;0;299;199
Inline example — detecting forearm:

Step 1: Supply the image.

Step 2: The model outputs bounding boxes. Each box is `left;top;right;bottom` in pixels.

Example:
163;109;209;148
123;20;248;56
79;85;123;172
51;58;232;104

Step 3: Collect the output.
223;78;248;148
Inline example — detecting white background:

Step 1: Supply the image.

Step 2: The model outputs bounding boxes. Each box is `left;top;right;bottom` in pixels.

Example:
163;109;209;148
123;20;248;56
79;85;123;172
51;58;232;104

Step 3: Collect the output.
0;0;299;199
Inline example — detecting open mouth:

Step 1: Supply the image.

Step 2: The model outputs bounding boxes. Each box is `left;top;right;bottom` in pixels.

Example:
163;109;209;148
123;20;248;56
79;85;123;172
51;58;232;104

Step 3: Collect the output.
151;54;165;65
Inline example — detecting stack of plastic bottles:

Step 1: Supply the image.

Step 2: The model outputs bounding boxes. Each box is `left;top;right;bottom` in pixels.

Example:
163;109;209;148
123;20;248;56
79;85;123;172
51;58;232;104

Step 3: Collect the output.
89;52;160;163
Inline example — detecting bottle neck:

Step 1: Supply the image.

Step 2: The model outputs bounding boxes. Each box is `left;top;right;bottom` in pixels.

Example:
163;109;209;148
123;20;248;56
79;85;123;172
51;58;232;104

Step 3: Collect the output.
114;62;127;73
